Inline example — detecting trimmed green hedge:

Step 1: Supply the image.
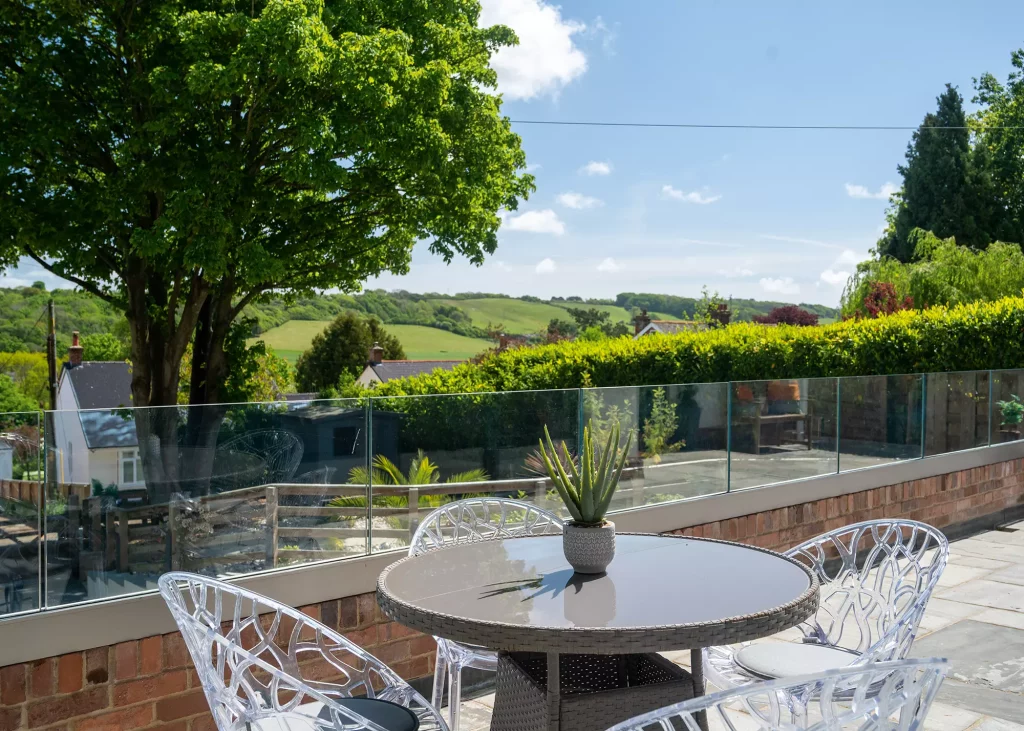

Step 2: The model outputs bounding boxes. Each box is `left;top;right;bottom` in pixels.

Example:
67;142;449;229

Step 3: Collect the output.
373;295;1024;396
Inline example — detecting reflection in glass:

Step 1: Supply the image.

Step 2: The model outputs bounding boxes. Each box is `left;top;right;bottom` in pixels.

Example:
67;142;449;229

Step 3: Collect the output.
44;398;369;607
838;374;924;470
0;411;41;615
924;371;990;456
583;383;728;505
729;378;838;490
365;390;581;552
992;370;1024;444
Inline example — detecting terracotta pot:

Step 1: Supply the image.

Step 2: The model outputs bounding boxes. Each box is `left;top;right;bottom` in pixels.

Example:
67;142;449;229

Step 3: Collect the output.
767;380;801;401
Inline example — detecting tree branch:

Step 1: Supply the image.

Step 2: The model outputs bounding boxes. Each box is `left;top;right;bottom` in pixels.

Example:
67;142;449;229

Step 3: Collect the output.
23;248;116;303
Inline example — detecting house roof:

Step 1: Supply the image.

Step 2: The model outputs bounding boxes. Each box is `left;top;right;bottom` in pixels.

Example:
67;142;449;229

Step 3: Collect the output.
64;362;134;410
634;320;705;338
366;360;462;384
62;362;138;449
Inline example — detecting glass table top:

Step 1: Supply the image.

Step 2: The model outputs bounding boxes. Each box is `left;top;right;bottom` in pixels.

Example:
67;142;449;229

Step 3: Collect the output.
379;534;813;631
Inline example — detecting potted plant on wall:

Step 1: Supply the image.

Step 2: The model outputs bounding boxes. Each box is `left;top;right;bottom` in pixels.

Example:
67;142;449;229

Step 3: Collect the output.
997;395;1024;442
539;421;633;574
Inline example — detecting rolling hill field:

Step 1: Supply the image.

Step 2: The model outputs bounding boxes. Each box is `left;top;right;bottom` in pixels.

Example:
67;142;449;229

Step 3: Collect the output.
252;320;491;363
431;298;672;334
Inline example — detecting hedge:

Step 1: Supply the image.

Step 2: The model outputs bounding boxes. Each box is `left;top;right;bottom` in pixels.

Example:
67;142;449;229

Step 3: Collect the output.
371;295;1024;396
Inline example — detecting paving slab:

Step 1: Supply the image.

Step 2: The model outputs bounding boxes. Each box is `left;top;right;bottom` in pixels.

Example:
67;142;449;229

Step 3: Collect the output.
988;564;1024;587
912;620;1024;723
939;580;1024;613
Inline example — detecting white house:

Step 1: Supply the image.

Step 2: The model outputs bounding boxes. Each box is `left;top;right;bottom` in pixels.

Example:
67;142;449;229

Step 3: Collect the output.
356;343;461;387
51;333;141;493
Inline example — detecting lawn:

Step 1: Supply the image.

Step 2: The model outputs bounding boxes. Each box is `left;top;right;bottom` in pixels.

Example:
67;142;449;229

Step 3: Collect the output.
251;320;491;362
432;297;660;334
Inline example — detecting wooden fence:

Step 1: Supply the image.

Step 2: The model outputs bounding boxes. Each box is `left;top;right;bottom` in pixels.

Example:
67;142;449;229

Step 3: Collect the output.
60;467;666;580
0;479;90;508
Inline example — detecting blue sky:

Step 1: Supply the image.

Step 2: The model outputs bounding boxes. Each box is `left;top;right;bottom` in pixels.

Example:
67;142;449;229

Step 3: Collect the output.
7;0;1024;307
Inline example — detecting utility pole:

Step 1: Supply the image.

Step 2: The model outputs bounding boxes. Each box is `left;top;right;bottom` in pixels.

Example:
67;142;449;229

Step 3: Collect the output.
46;299;57;410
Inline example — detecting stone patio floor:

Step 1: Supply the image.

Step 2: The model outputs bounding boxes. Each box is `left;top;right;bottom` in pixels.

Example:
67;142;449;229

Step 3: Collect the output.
448;520;1024;731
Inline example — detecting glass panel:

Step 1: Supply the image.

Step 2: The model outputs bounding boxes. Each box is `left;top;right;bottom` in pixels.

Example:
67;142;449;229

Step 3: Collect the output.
729;378;838;490
991;369;1024;444
924;371;990;457
44;398;367;607
0;410;41;615
582;383;729;506
838;374;924;470
367;389;581;551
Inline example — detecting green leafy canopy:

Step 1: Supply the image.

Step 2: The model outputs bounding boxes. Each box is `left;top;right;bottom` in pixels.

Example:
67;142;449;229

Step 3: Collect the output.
0;0;533;407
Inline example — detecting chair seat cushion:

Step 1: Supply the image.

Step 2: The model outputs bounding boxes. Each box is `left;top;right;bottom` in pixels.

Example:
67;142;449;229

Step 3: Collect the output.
734;643;861;680
248;698;419;731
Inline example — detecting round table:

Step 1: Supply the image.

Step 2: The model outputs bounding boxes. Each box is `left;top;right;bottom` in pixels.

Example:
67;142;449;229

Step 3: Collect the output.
378;534;818;731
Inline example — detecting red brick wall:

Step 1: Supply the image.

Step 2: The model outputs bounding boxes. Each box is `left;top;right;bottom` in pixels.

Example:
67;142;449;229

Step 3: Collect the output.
2;457;1022;730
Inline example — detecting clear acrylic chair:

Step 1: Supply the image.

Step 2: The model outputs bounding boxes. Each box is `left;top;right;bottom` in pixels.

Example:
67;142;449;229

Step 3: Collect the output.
409;498;564;731
605;658;948;731
159;572;448;731
706;520;948;692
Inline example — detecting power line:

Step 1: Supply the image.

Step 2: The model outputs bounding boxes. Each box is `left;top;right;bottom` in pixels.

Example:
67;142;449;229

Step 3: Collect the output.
508;119;1022;131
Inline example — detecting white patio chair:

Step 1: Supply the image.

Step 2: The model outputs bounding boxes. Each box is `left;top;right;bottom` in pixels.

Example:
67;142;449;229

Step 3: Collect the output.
606;658;948;731
410;498;564;731
705;519;948;691
158;572;448;731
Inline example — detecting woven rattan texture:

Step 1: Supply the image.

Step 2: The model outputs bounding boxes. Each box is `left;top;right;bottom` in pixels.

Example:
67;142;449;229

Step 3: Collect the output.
490;653;695;731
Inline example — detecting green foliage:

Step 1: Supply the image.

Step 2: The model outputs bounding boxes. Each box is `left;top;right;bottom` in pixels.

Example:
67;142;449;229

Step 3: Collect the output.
0;352;48;407
997;395;1024;426
842;231;1024;317
0;374;38;414
539;422;632;525
615;292;838;323
0;0;533;407
348;450;488;487
641;388;683;462
81;332;129;362
877;85;993;262
0;288;121;353
294;312;404;392
365;295;1024;396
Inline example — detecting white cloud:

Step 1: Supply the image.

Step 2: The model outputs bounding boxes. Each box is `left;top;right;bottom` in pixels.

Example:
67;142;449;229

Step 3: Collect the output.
845;182;899;200
479;0;587;100
820;269;851;287
504;209;566;235
581;161;611;176
717;267;755;278
535;257;557;274
557;191;603;210
493;260;512;272
596;257;620;273
760;277;801;295
835;249;863;267
759;234;842;250
589;16;617;54
661;185;721;205
524;163;542;172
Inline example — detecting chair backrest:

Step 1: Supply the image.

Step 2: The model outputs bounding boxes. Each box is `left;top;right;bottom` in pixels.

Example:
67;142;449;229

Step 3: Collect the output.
158;572;443;731
785;520;948;658
218;429;305;483
409;498;564;556
605;658;948;731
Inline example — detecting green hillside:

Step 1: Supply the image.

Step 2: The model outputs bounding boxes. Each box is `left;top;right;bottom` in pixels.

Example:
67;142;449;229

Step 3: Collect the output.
252;320;490;363
434;298;568;333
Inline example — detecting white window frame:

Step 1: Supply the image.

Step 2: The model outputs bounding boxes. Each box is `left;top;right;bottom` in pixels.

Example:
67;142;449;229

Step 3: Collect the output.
118;449;143;486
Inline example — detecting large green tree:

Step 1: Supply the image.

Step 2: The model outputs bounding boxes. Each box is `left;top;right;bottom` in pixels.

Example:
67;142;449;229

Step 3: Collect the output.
0;0;532;412
974;48;1024;248
294;311;403;392
877;85;988;261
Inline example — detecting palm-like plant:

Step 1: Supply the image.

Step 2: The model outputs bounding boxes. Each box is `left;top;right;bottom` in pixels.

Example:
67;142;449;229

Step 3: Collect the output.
539;421;632;526
331;451;489;510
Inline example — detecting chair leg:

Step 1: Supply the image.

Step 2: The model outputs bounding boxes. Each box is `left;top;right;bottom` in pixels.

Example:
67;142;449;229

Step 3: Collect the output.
431;651;447;712
448;663;463;731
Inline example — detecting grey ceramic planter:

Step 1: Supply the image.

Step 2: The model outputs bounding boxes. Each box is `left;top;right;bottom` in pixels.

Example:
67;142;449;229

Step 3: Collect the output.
563;520;616;574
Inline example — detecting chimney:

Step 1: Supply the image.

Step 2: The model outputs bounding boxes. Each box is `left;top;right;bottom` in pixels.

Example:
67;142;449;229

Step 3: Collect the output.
634;309;651;335
368;342;384;365
68;331;84;368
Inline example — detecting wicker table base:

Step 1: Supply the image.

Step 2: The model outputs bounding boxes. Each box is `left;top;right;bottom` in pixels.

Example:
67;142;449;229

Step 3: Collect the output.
490;651;700;731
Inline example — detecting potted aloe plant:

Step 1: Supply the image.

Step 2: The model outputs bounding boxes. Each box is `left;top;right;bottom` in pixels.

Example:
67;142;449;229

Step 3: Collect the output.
539;421;633;574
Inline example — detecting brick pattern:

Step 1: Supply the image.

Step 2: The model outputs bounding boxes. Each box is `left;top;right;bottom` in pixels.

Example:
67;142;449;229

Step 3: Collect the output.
2;457;1022;730
0;595;435;730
